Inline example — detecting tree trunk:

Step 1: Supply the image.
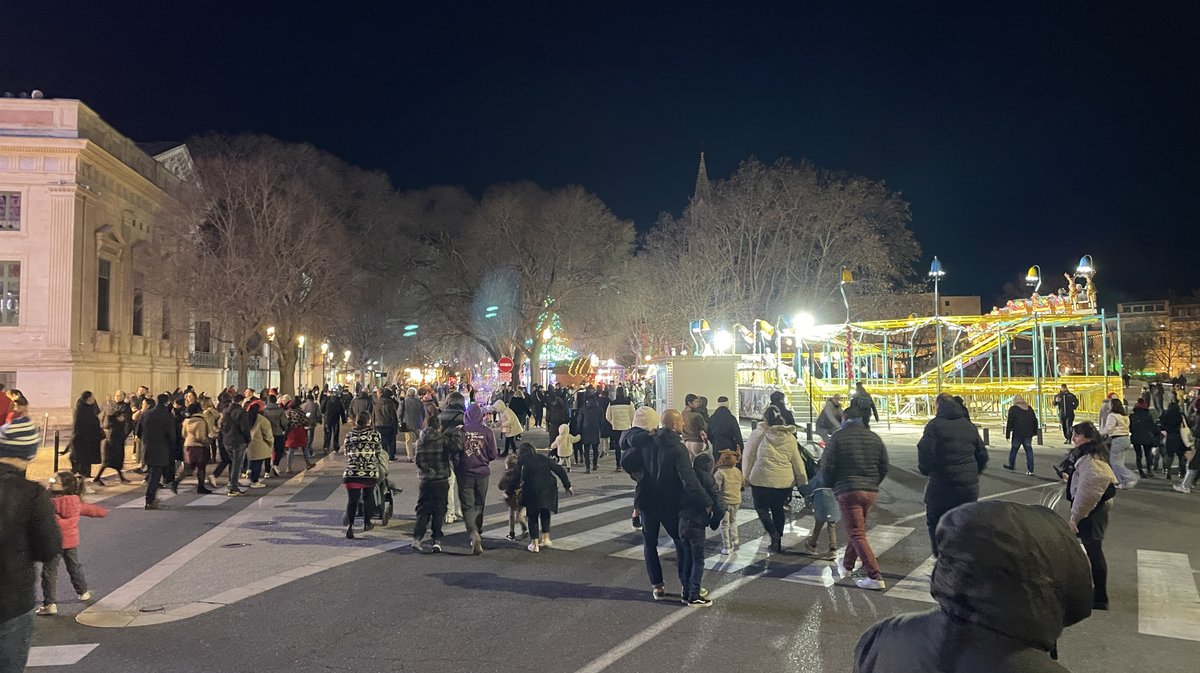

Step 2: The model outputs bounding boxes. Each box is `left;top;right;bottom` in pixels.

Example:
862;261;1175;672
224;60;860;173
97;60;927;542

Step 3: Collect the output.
235;350;249;391
527;346;541;393
277;347;298;397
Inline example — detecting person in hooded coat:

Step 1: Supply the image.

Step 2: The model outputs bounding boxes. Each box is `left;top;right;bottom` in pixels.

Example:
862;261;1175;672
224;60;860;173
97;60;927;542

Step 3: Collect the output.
1158;401;1188;479
852;500;1093;673
705;396;744;459
1003;395;1039;475
918;393;987;556
515;442;572;552
743;405;808;553
70;392;104;482
1128;399;1159;478
577;396;603;473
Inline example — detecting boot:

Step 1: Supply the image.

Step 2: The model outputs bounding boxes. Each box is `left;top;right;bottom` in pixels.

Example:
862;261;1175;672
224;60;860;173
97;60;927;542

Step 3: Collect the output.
1174;469;1197;494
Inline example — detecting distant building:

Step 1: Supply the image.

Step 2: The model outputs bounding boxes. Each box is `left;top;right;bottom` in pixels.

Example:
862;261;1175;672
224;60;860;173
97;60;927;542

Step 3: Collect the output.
1117;299;1200;377
0;97;225;420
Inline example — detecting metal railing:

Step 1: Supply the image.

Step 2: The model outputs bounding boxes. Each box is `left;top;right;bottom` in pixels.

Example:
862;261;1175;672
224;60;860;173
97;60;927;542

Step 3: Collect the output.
188;351;223;368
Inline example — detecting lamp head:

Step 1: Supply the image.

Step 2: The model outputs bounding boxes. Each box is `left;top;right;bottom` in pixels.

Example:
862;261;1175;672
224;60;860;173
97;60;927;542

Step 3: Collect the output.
928;256;945;279
1076;254;1095;278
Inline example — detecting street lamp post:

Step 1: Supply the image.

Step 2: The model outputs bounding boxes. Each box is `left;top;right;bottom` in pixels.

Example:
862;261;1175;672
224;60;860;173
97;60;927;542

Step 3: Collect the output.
266;326;276;391
928;257;946;394
795;312;816;441
320;342;329;390
297;335;306;393
1026;265;1044;439
839;267;854;388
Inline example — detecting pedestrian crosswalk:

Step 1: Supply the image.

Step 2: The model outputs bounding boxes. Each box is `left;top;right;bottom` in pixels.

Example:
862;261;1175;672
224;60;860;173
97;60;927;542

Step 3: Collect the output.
26;644;98;667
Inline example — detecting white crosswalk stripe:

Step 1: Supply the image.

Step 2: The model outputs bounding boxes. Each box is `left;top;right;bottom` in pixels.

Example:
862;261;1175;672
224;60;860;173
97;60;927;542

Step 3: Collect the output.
780;524;914;587
886;554;937;603
116;489;177;508
26;644;98;667
187;494;230;507
482;493;630;541
1138;549;1200;642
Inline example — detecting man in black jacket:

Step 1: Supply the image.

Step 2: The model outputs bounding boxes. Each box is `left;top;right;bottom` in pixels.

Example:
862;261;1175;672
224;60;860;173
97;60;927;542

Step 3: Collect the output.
0;442;62;669
322;390;347;453
821;406;890;590
706;396;744;459
918;393;987;556
634;409;712;604
138;394;178;509
372;389;400;461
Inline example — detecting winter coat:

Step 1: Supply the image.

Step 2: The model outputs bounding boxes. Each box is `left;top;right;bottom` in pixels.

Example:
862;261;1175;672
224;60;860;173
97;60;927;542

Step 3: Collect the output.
402;394;424;432
220;406;252;450
0;463;61;622
493;400;522;437
852;501;1092;673
103;400;134;445
322;395;347;426
498;463;522;509
605;401;634;433
438;400;465;434
1129;407;1158;445
743;424;808;490
262;403;287;436
917;403;987;491
349;394;373;422
51;493;107;549
517;451;572;513
546;398;568;431
551;423;579;458
343;427;382;482
714;465;744;507
246;414;274;461
1100;412;1130;437
682;453;725;527
1053;391;1078;417
634;429;712;516
415;427;453;481
284;407;307;448
371;395;400;429
681;409;706;442
72;401;105;465
137;405;178;468
301;400;321;428
1068;449;1116;531
817;400;843;431
821;420;889;496
578;402;603;444
1005;405;1039;440
508;395;530;421
182;414;211;447
706;406;743;453
455;405;498;480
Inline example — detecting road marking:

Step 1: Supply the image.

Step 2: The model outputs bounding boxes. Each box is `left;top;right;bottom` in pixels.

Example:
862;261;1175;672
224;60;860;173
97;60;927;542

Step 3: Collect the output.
780;525;914;587
611;513;811;562
187;494;230;507
27;644;99;667
892;481;1060;524
1138;549;1200;641
571;574;757;673
886;554;937;603
116;489;177;508
481;493;627;540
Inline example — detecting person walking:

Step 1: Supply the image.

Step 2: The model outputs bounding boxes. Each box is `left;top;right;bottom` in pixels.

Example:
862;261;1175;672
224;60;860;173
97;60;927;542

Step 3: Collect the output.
850;382;880;430
705;396;743;460
138;395;178;509
401;387;424;461
455;404;498;555
97;390;133;485
0;415;61;671
263;395;288;477
605;387;635;468
530;385;546;428
767;390;797;426
1129;399;1158;479
546;394;568;449
181;403;214;494
494;398;523;457
1053;384;1079;444
852;501;1093;673
678;451;723;606
620;405;660;531
1066;421;1118;610
1158;401;1189;479
301;394;321;456
743;406;808;553
37;471;107;615
815;395;843;442
578;395;603;473
509;388;530;431
321;390;347;454
1003;395;1039;476
284;399;314;473
821;405;890;590
70;392;104;484
917;393;987;556
681;394;708;457
217;395;251;496
1099;398;1137;489
342;412;383;540
437;392;467;525
371;389;400;462
245;406;274;489
349;391;373;426
713;449;743;554
516;442;573;553
412;415;453;553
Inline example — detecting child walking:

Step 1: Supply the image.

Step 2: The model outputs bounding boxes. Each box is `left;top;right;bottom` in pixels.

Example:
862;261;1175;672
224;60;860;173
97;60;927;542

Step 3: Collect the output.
678;452;724;607
38;471;107;615
713;450;743;554
498;453;528;541
800;467;839;560
550;422;579;471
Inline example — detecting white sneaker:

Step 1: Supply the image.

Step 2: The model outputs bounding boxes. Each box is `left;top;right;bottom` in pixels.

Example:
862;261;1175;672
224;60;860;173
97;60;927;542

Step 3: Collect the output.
856;577;886;591
527;541;540;553
78;591;92;601
1173;484;1192;494
36;604;57;616
271;466;281;477
541;538;554;548
249;482;266;489
721;547;729;555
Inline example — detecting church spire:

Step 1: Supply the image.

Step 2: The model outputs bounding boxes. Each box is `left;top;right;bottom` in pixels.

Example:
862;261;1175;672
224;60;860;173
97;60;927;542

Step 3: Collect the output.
693;151;711;203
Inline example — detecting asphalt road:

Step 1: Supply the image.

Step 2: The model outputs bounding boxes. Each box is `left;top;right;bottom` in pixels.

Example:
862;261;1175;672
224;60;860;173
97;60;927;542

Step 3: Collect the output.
23;426;1200;672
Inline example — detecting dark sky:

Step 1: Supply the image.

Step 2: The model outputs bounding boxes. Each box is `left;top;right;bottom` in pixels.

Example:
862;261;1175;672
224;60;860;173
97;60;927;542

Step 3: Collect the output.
6;1;1198;306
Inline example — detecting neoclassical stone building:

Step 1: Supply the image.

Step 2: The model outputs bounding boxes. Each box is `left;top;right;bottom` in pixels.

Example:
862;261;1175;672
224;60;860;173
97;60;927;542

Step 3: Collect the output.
0;97;224;421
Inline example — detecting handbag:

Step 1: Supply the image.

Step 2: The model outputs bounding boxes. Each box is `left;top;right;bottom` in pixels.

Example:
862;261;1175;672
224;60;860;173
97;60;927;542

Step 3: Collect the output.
1182;424;1194;448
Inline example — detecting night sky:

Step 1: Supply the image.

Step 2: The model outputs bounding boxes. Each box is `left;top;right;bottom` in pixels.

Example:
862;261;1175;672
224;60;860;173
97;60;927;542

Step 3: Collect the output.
6;1;1198;307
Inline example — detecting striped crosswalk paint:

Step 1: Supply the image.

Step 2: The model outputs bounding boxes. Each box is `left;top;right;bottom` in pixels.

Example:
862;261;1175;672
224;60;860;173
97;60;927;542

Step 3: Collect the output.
482;493;629;540
26;644;98;667
186;494;230;507
885;554;937;603
1138;549;1200;642
703;509;794;573
780;525;914;587
611;512;812;563
116;489;177;508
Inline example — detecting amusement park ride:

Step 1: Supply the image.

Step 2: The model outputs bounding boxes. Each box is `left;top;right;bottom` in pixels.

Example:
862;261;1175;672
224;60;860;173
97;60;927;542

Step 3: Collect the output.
702;257;1122;426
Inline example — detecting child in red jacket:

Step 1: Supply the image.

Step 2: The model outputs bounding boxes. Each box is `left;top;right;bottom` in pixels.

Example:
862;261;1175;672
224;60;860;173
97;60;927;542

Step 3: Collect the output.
37;471;107;615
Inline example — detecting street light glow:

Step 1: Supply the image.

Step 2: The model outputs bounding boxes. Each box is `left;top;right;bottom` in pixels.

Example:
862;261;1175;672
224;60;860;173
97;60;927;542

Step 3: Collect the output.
297;334;305;347
266;325;276;341
793;312;815;336
713;329;734;353
542;327;553;340
320;342;329;354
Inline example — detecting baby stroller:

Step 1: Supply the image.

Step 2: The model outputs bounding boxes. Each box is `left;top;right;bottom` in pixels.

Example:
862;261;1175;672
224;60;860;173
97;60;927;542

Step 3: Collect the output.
344;448;399;526
791;437;825;514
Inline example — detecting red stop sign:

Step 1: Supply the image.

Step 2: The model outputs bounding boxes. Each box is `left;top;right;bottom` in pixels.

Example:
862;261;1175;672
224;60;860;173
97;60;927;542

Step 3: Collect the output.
497;357;514;373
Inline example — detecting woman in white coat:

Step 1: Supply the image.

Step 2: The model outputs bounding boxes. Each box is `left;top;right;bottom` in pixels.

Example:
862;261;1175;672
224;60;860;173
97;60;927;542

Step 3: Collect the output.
743;406;808;552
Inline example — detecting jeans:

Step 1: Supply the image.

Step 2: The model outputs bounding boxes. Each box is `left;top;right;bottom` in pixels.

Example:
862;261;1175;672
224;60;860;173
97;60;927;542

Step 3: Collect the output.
582;443;600;470
1108;436;1138;487
145;465;166;504
527;507;553;539
224;445;246;492
41;548;86;604
639;509;681;587
323;422;341;452
249;458;268;483
306;426;317;453
271;435;287;466
0;610;34;673
1008;436;1034;472
837;491;881;579
720;509;739;550
457;475;489;537
1059;414;1075;442
924;482;978;556
676;519;706;601
413;478;449;541
750;485;791;539
376;426;398;461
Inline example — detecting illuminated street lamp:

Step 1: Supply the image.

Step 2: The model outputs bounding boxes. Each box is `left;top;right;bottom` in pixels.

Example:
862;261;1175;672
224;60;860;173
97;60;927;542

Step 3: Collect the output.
297;335;306;391
542;327;553;340
320;342;330;389
793;311;816;439
1026;265;1045;434
1076;255;1095;278
928;257;946;394
266;326;276;390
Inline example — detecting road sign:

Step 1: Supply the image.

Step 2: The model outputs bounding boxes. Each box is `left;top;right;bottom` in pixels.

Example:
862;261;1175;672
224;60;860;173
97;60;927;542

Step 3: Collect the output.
497;357;514;373
497;372;511;382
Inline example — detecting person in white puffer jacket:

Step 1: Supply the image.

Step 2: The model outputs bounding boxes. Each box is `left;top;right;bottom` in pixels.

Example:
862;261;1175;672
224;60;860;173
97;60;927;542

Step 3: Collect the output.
743;406;808;552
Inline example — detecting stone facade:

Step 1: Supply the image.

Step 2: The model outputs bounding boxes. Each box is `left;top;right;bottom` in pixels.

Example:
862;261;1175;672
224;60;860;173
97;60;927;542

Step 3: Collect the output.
0;98;224;422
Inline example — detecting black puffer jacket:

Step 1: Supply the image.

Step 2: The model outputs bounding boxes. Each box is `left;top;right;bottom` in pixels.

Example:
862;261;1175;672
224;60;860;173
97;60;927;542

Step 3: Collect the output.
918;403;987;489
636;429;712;517
853;501;1092;673
1129;407;1158;446
706;406;744;453
1004;405;1038;440
821;420;889;496
0;463;62;622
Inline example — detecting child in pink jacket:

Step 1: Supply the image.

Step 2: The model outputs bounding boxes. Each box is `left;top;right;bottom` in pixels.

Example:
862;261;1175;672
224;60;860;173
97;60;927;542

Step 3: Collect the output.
37;471;107;615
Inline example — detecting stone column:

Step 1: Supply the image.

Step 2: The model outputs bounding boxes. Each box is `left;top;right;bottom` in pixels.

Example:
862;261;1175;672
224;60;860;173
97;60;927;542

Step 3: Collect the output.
46;186;77;351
